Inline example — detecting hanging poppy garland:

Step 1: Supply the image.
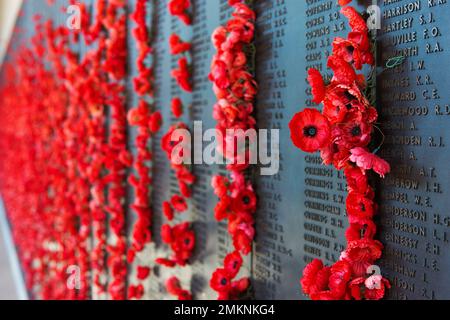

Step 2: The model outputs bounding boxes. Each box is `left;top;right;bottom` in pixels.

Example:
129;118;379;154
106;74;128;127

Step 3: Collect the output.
126;0;161;300
289;1;391;300
98;1;132;301
0;0;114;299
208;0;257;300
155;0;196;300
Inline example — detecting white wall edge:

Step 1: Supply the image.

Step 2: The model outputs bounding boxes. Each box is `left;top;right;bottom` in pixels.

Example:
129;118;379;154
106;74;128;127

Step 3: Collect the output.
0;0;24;65
0;198;29;300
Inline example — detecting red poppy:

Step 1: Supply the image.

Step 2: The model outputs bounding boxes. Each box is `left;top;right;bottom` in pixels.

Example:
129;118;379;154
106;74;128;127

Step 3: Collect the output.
169;34;192;55
327;55;357;86
232;188;256;214
171;57;192;92
148;111;162;133
214;196;231;221
344;167;369;194
344;239;383;276
301;259;331;296
350;147;391;178
224;251;243;278
163;201;174;221
346;192;375;224
171;195;187;213
307;68;326;104
210;269;232;293
328;261;352;299
171;97;184;118
338;0;352;5
136;266;151;280
155;258;176;268
289;108;331;153
168;0;191;25
332;32;373;70
341;6;368;33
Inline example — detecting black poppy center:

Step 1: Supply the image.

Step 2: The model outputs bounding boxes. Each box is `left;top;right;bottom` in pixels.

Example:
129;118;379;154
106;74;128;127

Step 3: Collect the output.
345;103;353;111
360;203;366;212
220;278;228;286
242;195;251;205
351;126;362;136
303;126;317;138
347;45;355;54
184;238;191;245
233;261;239;269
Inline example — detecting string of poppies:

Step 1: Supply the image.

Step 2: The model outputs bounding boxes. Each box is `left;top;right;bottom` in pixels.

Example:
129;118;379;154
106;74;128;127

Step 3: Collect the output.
78;0;110;298
96;1;132;301
0;1;105;299
126;0;161;300
208;0;257;300
155;0;196;300
289;0;391;300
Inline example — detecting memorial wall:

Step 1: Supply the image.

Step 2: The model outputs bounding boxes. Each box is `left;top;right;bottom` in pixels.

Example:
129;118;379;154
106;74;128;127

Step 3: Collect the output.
0;0;449;300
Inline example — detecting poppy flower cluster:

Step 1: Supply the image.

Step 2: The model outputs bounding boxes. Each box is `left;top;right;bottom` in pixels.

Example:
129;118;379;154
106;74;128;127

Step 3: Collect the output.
168;0;191;26
155;0;195;300
290;1;391;300
210;251;249;300
156;223;195;267
126;0;161;299
166;277;193;300
212;173;256;255
208;0;257;300
0;1;119;299
99;1;131;301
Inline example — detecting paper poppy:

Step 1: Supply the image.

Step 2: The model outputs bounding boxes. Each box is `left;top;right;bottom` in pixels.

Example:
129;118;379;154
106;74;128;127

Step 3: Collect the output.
289;108;331;153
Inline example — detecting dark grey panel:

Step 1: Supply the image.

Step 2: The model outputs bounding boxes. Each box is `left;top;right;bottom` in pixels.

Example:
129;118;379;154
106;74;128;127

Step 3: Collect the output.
378;0;450;300
252;0;362;300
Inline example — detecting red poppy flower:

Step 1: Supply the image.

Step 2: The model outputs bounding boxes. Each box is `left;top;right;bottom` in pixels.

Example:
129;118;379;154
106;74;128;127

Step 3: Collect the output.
350;147;391;178
328;260;352;298
232;188;256;214
332;32;373;70
224;251;243;278
169;34;192;55
341;6;368;33
210;268;232;293
308;68;326;104
171;57;192;92
346;192;375;224
334;118;372;149
155;258;176;268
171;194;187;213
163;201;174;221
148;111;162;133
344;167;369;194
289;108;331;153
168;0;191;25
363;276;391;300
301;259;331;296
214;196;231;221
345;220;377;242
343;239;383;277
171;97;184;118
137;266;151;280
327;55;357;86
212;175;230;197
338;0;352;5
161;224;173;244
